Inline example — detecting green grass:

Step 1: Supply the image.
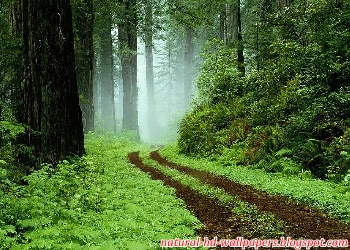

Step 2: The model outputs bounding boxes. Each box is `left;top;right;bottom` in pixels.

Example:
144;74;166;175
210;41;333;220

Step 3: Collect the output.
160;144;350;224
142;154;286;238
0;134;201;249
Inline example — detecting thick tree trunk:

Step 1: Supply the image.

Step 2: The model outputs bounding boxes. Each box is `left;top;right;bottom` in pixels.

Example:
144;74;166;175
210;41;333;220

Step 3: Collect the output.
99;12;116;132
144;0;157;138
10;0;24;123
184;27;194;109
118;0;139;133
73;0;95;134
226;4;238;45
236;0;245;76
23;0;85;164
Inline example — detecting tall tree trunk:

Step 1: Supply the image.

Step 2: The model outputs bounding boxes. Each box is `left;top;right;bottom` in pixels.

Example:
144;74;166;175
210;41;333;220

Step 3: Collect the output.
256;22;260;72
99;12;116;132
184;27;194;109
258;0;273;69
23;0;85;164
226;4;238;45
93;53;100;125
236;0;245;76
73;0;95;134
167;38;173;117
118;0;139;133
277;0;291;9
10;0;24;123
144;0;157;139
219;7;226;42
0;104;2;147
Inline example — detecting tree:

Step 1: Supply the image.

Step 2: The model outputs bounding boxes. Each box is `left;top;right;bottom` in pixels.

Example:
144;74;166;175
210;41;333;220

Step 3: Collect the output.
99;10;116;132
276;0;292;10
73;0;95;134
9;0;24;123
183;27;194;108
22;0;84;164
236;0;245;76
118;0;139;133
144;0;158;138
220;3;237;45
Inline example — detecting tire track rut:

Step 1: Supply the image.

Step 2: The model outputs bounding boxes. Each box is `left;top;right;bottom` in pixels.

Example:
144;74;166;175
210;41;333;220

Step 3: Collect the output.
150;150;350;240
128;152;243;239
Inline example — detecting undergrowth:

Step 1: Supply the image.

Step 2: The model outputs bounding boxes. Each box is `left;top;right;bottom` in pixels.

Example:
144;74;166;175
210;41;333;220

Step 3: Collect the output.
142;154;286;238
0;134;200;249
178;1;350;182
161;144;350;224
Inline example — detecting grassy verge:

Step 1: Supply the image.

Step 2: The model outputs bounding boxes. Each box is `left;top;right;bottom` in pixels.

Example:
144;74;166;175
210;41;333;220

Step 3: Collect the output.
141;153;286;238
0;134;200;249
160;144;350;224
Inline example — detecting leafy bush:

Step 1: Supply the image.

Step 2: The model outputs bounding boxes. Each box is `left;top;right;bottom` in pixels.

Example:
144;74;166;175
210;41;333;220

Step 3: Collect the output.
178;1;350;182
0;121;36;182
179;102;241;157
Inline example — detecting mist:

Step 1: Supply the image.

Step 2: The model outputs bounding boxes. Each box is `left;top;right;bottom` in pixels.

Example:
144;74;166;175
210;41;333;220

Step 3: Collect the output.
138;38;195;143
94;30;201;144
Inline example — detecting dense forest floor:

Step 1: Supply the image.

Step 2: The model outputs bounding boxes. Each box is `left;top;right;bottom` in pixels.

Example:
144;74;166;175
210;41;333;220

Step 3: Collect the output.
1;134;350;249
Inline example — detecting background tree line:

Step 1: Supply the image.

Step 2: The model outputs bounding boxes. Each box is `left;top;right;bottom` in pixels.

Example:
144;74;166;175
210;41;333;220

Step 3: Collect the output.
178;0;350;182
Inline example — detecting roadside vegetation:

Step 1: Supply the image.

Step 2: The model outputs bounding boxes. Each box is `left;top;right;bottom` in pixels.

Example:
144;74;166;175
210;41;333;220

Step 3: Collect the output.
178;1;350;183
0;134;200;249
142;154;287;238
161;145;350;223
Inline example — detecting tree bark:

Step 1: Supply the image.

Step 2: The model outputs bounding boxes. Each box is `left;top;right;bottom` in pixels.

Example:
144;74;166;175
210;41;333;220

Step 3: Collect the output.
144;0;157;138
219;7;226;42
93;53;100;124
99;11;116;132
73;0;95;134
167;38;173;117
226;4;238;45
277;0;291;10
10;0;25;123
0;104;2;147
118;0;139;133
23;0;85;164
184;27;194;109
236;0;245;76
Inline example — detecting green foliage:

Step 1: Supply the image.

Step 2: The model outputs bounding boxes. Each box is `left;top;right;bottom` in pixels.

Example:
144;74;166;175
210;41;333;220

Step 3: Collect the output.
161;145;350;223
0;121;25;142
0;1;22;121
178;0;350;182
143;154;286;238
0;122;36;182
0;135;200;248
179;102;242;157
196;39;243;104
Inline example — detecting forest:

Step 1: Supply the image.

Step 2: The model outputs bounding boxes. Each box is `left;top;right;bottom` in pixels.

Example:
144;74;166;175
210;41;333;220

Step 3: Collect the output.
0;0;349;249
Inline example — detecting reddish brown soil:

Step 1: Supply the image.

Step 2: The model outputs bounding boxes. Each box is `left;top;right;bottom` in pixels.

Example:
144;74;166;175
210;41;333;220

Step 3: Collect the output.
150;151;350;240
128;152;247;240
